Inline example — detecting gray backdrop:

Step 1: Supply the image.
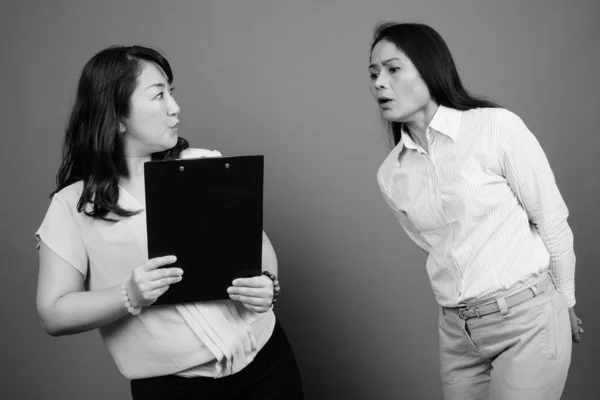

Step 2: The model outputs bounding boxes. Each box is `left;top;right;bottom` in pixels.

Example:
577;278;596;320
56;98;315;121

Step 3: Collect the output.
1;0;598;399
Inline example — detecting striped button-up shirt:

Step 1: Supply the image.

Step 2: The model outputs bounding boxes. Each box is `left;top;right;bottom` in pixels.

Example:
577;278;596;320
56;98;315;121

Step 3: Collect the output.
377;105;576;307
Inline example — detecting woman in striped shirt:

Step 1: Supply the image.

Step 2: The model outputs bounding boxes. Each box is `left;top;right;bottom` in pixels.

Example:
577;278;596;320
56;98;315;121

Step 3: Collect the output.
369;22;582;400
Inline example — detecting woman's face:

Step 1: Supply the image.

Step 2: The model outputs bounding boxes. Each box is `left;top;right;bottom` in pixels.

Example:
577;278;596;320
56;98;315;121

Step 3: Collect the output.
369;40;435;124
121;61;180;157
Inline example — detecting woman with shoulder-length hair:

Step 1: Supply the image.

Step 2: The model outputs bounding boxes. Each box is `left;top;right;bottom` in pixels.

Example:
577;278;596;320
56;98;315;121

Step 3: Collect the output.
369;22;582;399
35;45;303;399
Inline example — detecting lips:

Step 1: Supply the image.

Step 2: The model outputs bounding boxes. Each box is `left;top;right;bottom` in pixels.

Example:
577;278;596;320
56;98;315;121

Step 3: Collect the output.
378;97;394;108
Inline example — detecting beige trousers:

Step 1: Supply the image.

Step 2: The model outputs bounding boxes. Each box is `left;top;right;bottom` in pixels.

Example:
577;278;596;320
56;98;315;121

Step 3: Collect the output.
438;275;572;400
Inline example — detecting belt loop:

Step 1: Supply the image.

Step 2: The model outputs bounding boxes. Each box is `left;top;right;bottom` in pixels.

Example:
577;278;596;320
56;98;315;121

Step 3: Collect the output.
496;297;510;318
530;285;539;297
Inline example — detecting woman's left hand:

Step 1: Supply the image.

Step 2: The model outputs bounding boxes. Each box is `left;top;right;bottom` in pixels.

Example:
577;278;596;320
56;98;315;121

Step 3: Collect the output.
227;275;274;313
568;307;583;343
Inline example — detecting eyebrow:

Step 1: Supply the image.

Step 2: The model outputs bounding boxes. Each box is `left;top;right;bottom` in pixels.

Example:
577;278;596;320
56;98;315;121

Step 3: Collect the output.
368;57;402;69
145;82;168;90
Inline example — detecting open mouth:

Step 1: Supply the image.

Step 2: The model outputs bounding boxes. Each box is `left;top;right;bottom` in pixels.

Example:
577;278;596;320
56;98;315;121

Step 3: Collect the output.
378;97;393;107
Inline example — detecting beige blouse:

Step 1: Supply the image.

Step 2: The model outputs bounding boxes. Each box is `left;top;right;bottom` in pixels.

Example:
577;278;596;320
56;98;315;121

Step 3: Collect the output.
35;148;275;379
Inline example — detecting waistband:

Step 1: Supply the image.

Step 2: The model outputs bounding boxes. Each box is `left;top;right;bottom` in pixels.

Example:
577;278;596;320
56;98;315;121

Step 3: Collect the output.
444;273;553;321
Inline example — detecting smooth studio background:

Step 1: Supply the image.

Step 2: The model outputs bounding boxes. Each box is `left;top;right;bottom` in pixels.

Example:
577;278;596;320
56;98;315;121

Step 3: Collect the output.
1;0;598;399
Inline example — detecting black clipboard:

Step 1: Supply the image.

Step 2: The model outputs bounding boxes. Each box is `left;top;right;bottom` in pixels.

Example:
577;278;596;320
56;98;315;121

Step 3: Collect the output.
144;155;264;305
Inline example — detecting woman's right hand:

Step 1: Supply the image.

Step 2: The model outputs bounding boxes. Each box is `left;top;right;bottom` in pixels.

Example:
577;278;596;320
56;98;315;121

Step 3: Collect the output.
125;255;183;307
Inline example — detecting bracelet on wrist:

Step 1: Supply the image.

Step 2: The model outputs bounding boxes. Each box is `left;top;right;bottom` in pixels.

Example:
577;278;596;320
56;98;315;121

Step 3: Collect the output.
121;278;142;316
261;271;281;307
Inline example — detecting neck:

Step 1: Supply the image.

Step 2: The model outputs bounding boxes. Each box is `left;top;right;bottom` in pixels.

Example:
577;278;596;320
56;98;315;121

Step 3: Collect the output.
404;102;439;150
122;155;151;184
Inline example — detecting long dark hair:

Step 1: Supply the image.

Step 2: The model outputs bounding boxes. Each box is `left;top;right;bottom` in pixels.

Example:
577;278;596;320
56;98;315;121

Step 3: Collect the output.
54;45;189;221
370;22;498;148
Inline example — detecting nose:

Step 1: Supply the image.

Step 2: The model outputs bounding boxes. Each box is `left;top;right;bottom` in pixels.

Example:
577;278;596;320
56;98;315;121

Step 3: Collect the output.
167;93;180;116
374;72;389;91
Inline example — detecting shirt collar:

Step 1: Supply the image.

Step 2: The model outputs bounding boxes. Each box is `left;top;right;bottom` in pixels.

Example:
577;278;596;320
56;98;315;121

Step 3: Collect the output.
399;105;462;151
400;125;419;150
428;104;462;142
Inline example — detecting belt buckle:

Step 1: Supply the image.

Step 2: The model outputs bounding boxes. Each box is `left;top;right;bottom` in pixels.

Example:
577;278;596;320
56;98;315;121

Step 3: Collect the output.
458;306;481;320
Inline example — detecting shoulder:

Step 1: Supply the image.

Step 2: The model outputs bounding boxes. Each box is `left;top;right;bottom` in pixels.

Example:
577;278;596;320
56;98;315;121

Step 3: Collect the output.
54;181;84;206
474;107;525;127
460;108;529;142
459;107;520;125
486;108;531;138
179;148;222;160
38;181;84;229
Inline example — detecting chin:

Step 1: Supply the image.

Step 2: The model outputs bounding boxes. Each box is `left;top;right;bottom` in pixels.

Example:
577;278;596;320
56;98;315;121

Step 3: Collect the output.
165;135;179;149
153;139;179;154
381;110;405;123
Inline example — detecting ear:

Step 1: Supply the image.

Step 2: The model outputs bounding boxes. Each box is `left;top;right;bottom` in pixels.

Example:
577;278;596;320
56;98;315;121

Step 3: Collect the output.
119;122;126;133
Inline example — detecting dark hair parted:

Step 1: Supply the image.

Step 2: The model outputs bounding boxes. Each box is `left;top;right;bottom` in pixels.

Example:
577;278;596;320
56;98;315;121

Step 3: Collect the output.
54;45;189;221
370;22;498;147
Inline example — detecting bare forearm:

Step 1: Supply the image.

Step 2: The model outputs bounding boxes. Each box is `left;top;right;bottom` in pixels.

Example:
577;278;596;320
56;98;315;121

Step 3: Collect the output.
40;285;129;336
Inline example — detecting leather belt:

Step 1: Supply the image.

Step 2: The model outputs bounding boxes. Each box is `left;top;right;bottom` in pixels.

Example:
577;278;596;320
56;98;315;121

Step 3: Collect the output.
446;275;552;321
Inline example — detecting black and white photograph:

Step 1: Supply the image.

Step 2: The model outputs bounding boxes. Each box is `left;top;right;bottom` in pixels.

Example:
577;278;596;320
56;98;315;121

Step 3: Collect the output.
1;0;598;399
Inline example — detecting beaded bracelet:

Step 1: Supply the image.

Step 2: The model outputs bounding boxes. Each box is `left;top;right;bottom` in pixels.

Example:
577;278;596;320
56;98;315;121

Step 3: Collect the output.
261;271;281;306
121;278;142;316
